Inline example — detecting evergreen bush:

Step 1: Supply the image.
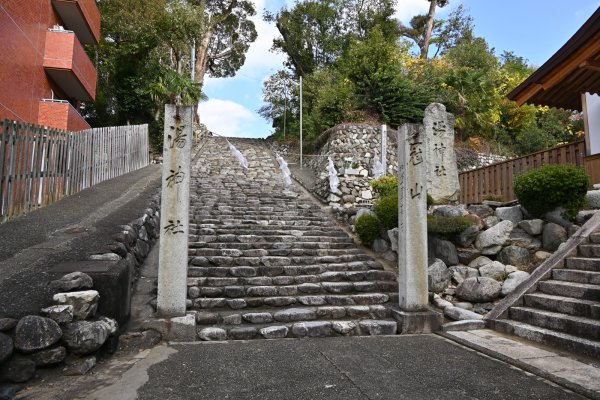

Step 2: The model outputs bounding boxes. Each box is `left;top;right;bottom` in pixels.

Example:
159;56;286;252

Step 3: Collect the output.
370;176;397;197
355;214;381;246
427;215;474;239
513;164;589;220
374;194;398;229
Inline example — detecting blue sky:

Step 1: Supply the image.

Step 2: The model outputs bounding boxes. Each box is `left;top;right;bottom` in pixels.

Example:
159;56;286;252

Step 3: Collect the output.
198;0;600;138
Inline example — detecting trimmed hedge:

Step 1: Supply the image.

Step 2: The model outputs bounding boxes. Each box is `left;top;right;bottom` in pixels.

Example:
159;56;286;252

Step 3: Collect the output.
369;176;397;197
374;194;398;229
427;215;474;239
513;164;589;220
355;214;381;246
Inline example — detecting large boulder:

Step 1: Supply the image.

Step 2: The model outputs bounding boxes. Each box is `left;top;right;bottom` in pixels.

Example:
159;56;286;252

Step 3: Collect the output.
0;356;35;383
387;228;398;252
444;306;484;321
544;207;573;229
53;290;99;320
456;248;481;265
501;271;531;296
456;224;480;248
542;223;567;251
429;238;459;266
428;259;451;293
497;245;531;268
0;333;13;365
508;229;541;250
479;261;510;281
495;205;523;224
455;277;502;302
448;265;479;285
431;205;468;218
62;319;114;355
468;256;493;269
518;219;544;236
585;190;600;209
475;220;513;255
14;316;62;354
467;204;495;218
49;272;93;293
30;346;66;367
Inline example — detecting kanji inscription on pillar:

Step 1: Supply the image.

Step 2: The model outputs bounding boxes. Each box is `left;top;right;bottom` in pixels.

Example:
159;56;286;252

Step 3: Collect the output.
157;105;193;317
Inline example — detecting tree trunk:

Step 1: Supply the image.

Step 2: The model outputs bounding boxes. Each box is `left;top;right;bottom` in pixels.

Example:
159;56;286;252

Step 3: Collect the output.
420;0;437;59
194;30;213;88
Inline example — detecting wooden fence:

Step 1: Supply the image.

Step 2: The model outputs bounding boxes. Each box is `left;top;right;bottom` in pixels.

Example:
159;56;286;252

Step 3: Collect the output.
458;140;586;204
0;120;149;222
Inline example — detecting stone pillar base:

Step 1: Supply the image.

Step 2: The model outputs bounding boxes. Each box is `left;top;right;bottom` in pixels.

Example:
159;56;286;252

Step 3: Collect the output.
393;309;443;334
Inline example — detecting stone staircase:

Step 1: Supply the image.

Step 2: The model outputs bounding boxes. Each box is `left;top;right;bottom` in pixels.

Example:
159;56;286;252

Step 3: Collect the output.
187;137;400;340
492;231;600;357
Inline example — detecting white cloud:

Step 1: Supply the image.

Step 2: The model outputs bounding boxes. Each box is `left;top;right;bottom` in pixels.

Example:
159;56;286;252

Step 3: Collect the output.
394;0;430;24
198;99;256;137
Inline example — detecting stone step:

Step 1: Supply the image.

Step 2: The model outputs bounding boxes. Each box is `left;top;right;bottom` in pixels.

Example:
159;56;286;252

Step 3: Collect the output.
492;319;600;358
195;305;395;325
187;254;375;266
189;242;357;251
578;244;600;257
197;318;399;340
588;232;600;244
191;292;397;310
523;293;600;319
552;269;600;285
509;306;600;340
188;260;384;273
189;247;364;258
188;265;392;279
537;280;600;301
211;229;349;237
564;257;600;272
190;223;343;232
189;234;354;244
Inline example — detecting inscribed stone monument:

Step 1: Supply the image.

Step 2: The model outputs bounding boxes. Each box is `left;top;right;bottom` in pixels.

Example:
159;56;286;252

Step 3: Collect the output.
157;105;193;317
424;103;460;203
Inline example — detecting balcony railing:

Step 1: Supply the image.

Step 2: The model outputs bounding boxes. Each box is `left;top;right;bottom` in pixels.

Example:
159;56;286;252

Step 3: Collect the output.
38;99;90;132
43;30;97;102
51;0;100;45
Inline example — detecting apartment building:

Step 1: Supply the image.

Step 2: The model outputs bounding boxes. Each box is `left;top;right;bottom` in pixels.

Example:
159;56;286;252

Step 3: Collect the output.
0;0;100;131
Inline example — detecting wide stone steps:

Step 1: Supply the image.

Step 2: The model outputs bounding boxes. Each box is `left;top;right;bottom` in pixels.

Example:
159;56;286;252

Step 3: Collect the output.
492;319;600;358
537;280;600;300
197;318;398;340
552;269;600;285
195;305;396;325
509;306;600;340
183;137;400;341
523;293;600;319
190;235;354;244
189;242;357;250
188;248;364;258
564;257;600;271
191;292;397;310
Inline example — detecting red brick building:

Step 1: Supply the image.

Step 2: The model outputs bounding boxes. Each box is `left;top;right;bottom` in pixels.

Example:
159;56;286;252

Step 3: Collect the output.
0;0;100;131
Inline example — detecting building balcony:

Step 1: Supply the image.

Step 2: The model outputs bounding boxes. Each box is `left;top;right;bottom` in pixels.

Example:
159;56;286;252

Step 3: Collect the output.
51;0;100;45
38;99;90;131
43;29;97;102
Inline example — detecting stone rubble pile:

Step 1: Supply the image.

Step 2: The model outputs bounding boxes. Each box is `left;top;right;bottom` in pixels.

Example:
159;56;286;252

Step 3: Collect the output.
0;272;117;386
377;203;598;320
169;137;402;340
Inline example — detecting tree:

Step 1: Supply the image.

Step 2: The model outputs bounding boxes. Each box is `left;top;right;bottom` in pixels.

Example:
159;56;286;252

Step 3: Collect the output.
191;0;257;87
266;0;397;76
421;0;449;58
87;0;206;149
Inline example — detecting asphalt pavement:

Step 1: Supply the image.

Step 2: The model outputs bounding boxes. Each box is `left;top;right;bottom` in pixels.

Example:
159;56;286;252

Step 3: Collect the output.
0;164;162;318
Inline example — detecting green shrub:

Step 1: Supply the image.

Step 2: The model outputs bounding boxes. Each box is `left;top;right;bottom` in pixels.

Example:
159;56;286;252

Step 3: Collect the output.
513;164;589;220
370;175;397;197
427;215;474;239
375;194;398;229
355;214;381;246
